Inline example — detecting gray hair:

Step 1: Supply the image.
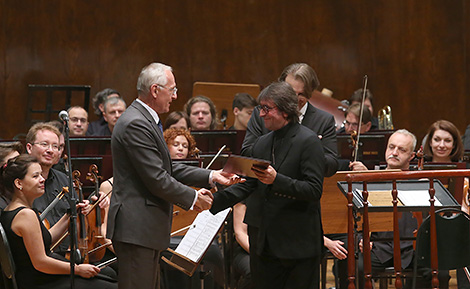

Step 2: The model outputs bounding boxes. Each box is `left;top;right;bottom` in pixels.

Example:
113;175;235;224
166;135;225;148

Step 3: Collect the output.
103;97;126;113
137;63;172;96
393;129;417;151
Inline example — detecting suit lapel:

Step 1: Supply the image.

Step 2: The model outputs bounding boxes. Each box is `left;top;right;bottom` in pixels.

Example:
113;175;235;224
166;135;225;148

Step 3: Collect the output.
132;100;172;164
301;102;316;127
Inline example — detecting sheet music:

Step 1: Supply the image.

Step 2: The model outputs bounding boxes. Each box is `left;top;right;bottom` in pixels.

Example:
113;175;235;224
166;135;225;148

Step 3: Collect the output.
175;208;231;263
397;190;442;207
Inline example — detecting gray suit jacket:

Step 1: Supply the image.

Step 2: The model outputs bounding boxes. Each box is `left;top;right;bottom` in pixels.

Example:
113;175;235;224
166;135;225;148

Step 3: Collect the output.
107;100;211;250
241;102;338;177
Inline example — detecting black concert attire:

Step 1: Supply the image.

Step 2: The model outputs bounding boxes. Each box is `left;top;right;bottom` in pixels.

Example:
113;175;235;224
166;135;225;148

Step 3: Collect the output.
33;168;71;253
211;121;325;289
0;207;116;289
86;117;111;136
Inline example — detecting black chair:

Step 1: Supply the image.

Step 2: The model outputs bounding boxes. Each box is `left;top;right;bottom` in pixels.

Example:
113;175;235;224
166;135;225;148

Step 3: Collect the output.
412;208;470;288
0;222;18;289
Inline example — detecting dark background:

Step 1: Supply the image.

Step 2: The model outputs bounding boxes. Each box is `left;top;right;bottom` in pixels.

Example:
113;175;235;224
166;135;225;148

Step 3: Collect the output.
1;0;469;141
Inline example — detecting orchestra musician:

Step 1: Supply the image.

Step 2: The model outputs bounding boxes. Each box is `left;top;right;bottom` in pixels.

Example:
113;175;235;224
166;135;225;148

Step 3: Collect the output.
27;122;109;255
349;88;378;130
337;103;373;171
352;129;450;288
184;95;220;130
106;62;242;289
163;111;190;131
229;93;257;131
422;120;467;288
0;141;24;208
210;82;326;289
87;88;121;137
0;154;117;289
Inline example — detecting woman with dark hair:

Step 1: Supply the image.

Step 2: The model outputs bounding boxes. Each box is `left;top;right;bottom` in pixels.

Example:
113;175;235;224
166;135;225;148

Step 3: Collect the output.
423;119;464;163
0;154;117;289
163;111;190;131
423;120;468;288
0;141;24;208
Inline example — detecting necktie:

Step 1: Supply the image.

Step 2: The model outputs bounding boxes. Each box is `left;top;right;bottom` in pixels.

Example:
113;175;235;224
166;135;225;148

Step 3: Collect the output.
158;120;163;134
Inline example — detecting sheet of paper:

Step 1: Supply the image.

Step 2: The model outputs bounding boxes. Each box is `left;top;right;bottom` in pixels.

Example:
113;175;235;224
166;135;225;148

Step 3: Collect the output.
397;190;442;207
175;208;231;263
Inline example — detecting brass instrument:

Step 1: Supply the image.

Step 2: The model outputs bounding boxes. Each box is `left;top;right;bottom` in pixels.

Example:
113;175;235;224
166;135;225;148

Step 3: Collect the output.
378;105;394;130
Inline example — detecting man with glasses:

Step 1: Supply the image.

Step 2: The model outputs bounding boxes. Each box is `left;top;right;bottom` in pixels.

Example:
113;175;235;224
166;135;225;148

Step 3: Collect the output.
26;122;71;252
242;63;338;177
107;62;242;289
68;106;89;136
211;82;325;289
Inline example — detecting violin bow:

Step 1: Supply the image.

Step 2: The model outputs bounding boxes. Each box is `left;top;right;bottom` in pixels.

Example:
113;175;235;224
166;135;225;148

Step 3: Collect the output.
40;187;69;222
205;145;226;169
353;75;368;163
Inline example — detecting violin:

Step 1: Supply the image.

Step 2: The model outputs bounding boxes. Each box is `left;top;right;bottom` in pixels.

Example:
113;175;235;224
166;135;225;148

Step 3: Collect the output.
86;164;107;263
73;170;89;263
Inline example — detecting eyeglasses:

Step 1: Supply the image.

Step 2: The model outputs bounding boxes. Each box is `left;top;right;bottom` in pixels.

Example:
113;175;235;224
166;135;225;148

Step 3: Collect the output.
32;142;61;152
258;104;276;114
157;84;178;96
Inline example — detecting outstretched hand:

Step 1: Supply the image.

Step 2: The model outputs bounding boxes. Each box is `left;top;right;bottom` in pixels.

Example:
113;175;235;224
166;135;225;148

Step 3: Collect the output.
212;169;245;186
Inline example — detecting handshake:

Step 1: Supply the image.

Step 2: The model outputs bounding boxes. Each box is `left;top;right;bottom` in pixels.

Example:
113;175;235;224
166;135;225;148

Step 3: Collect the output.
193;188;214;212
193;170;246;212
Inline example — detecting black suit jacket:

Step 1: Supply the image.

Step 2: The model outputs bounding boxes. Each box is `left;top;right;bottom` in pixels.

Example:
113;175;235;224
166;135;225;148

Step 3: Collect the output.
211;122;325;259
107;100;211;250
241;103;338;177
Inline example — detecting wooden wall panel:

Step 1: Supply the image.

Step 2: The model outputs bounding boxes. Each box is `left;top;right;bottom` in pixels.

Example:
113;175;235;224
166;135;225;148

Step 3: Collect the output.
0;0;468;144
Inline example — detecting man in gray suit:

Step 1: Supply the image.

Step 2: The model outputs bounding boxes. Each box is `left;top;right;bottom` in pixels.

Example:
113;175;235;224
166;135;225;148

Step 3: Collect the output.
107;62;242;289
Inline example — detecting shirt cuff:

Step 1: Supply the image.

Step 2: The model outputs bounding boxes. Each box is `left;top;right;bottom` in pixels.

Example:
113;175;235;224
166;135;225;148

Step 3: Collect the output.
190;190;198;210
209;170;215;187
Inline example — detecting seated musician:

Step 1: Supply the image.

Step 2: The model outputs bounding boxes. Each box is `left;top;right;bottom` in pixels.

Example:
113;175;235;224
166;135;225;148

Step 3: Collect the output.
0;154;117;289
163;111;190;131
337;103;373;171
0;141;24;208
352;129;449;288
68;106;89;137
349;88;378;130
26;123;112;269
87;88;120;136
228;93;257;131
161;127;224;289
88;97;126;136
184;95;220;130
423;120;469;288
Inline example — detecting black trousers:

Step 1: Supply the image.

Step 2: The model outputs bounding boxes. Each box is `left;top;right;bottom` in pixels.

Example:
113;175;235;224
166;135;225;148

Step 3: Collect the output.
248;226;321;289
